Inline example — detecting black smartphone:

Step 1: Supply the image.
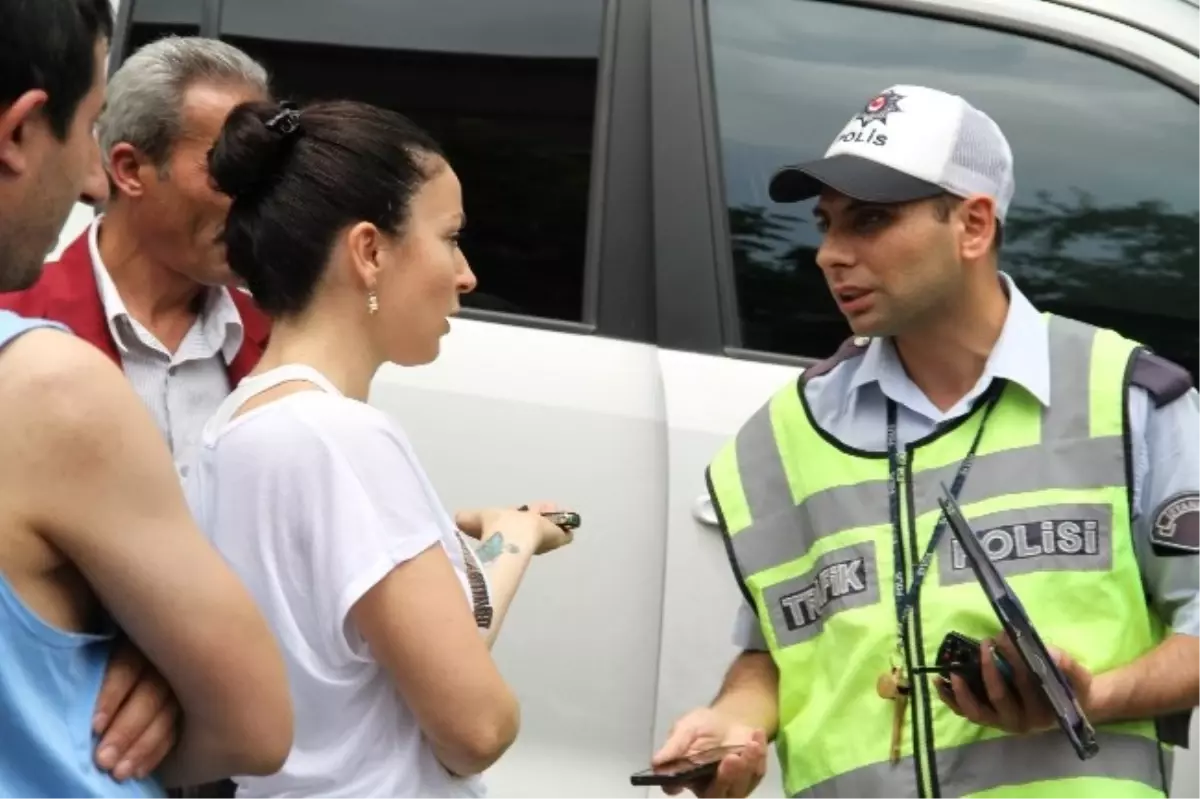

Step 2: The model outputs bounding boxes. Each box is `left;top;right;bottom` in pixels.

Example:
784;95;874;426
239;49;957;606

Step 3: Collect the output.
629;745;744;788
541;510;581;531
934;632;1016;709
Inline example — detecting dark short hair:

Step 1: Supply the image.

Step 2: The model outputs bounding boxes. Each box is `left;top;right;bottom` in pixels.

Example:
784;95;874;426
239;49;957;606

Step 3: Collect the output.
0;0;114;140
208;100;444;316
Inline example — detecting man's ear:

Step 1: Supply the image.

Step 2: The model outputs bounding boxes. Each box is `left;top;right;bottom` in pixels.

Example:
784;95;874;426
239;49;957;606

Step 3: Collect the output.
0;90;50;176
109;143;150;199
959;195;998;261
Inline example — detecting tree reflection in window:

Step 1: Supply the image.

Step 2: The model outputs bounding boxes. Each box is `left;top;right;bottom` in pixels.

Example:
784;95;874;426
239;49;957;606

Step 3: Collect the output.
1004;190;1198;378
729;193;1199;384
709;0;1198;384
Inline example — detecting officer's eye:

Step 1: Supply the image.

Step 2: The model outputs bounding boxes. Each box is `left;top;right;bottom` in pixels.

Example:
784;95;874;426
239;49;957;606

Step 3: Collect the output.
853;208;892;231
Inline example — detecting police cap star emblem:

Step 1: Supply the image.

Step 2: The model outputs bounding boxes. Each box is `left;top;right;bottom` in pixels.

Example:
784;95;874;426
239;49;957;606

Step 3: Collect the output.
854;89;905;127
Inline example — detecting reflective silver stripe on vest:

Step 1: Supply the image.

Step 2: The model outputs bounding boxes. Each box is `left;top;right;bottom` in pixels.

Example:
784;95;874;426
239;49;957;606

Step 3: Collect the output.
729;317;1122;579
792;730;1163;797
1044;315;1099;443
730;437;1123;578
735;401;796;522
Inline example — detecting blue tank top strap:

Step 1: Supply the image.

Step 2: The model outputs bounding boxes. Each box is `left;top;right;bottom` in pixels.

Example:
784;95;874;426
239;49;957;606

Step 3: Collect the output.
0;309;69;351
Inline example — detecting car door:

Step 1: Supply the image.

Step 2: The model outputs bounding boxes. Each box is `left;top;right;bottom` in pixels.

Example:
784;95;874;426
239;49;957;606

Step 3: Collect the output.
653;2;1198;798
115;0;666;795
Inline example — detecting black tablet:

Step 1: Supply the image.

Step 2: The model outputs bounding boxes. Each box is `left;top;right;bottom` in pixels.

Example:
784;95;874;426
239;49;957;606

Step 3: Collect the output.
937;485;1100;760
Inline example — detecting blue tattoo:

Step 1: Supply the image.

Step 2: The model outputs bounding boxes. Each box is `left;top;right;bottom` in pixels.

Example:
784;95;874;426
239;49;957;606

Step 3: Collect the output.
477;533;519;564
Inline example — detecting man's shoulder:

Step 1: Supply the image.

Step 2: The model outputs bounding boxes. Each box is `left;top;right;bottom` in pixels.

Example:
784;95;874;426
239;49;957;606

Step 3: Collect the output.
1128;350;1193;410
1047;312;1192;409
0;326;130;427
801;335;871;385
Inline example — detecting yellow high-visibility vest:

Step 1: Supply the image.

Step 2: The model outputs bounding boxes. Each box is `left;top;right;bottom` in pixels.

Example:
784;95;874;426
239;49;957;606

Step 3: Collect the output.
707;315;1170;798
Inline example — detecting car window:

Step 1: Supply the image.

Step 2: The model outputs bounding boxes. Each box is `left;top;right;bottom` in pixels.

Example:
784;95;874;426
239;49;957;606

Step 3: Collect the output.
706;0;1199;382
216;0;607;323
124;0;203;57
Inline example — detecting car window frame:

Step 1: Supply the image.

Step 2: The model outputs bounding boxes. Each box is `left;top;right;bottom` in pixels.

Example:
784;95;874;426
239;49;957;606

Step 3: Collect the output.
695;0;1200;367
119;0;628;339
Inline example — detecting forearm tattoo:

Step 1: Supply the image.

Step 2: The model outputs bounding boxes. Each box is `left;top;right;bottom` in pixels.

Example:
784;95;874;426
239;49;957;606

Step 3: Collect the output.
477;532;520;564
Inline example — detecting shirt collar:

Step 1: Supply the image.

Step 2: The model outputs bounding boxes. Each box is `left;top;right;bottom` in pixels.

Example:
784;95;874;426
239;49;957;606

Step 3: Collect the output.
844;272;1051;416
89;215;245;364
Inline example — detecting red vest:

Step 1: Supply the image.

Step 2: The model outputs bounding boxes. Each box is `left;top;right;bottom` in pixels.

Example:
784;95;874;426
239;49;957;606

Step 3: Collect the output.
0;229;269;385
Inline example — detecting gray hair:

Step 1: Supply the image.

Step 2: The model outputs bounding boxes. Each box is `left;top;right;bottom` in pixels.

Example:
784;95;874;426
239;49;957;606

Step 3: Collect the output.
97;36;269;171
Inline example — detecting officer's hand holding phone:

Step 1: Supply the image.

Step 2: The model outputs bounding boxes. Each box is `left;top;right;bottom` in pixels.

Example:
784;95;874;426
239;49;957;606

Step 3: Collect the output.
647;708;768;798
936;632;1095;735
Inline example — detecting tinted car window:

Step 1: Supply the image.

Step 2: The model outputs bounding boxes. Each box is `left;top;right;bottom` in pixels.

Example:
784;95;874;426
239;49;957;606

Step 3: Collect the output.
706;0;1199;381
124;0;203;57
219;0;606;323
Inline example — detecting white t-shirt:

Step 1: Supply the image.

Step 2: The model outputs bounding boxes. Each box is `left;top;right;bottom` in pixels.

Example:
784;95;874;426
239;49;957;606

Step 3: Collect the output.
183;364;490;798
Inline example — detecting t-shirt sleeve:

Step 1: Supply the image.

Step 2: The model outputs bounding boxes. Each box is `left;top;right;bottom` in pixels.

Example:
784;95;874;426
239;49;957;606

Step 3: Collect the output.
291;406;448;663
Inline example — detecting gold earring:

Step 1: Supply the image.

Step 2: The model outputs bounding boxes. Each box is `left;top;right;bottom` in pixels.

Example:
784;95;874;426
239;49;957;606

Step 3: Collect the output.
367;290;379;315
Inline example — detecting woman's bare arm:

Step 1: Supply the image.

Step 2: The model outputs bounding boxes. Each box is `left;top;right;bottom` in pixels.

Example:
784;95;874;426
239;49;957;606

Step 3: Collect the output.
456;506;572;647
351;542;521;776
471;526;536;647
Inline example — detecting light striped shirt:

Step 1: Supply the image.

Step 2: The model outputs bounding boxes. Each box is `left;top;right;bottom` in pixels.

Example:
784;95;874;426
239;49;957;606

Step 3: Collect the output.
89;217;244;479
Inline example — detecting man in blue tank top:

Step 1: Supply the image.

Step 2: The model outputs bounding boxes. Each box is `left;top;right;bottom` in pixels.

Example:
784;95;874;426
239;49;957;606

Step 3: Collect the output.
0;2;294;795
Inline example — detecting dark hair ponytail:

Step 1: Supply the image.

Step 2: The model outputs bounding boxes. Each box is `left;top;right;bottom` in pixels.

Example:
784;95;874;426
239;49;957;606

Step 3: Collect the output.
208;99;444;316
208;101;302;201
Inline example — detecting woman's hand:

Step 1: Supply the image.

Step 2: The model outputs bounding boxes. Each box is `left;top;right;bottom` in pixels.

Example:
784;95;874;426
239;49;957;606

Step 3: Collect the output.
455;502;574;556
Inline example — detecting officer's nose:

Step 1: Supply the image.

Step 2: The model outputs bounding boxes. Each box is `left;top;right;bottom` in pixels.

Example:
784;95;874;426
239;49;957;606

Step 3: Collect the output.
816;229;854;273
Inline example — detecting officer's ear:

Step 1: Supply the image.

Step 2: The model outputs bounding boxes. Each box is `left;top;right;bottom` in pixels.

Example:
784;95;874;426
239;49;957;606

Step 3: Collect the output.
958;195;998;261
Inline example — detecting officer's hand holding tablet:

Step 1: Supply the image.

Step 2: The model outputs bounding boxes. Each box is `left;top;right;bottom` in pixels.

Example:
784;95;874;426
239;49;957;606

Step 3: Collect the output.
933;488;1101;758
937;632;1096;737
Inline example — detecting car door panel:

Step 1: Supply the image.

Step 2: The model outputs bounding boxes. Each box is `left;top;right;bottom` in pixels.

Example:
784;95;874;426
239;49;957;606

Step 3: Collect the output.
651;349;800;798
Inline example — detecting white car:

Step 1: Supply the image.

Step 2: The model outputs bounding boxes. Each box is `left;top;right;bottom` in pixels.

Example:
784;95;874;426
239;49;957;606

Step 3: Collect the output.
62;0;1197;795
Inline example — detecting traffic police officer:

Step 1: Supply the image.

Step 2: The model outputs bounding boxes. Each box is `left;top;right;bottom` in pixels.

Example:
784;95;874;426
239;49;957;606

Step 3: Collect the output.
653;85;1200;798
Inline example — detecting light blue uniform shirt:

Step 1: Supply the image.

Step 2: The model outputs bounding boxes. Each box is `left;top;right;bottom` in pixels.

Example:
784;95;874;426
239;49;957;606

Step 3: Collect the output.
0;310;164;798
733;275;1200;649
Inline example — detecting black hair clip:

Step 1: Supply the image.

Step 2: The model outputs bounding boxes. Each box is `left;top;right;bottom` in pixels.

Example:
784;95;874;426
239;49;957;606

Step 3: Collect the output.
265;101;301;137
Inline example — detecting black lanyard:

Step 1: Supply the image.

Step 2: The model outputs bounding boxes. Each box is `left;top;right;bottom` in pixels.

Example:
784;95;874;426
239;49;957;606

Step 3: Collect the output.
886;384;1003;661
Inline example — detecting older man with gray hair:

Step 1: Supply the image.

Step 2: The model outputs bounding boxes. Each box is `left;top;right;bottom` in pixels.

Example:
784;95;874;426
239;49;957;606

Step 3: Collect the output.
1;35;272;469
0;36;275;790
